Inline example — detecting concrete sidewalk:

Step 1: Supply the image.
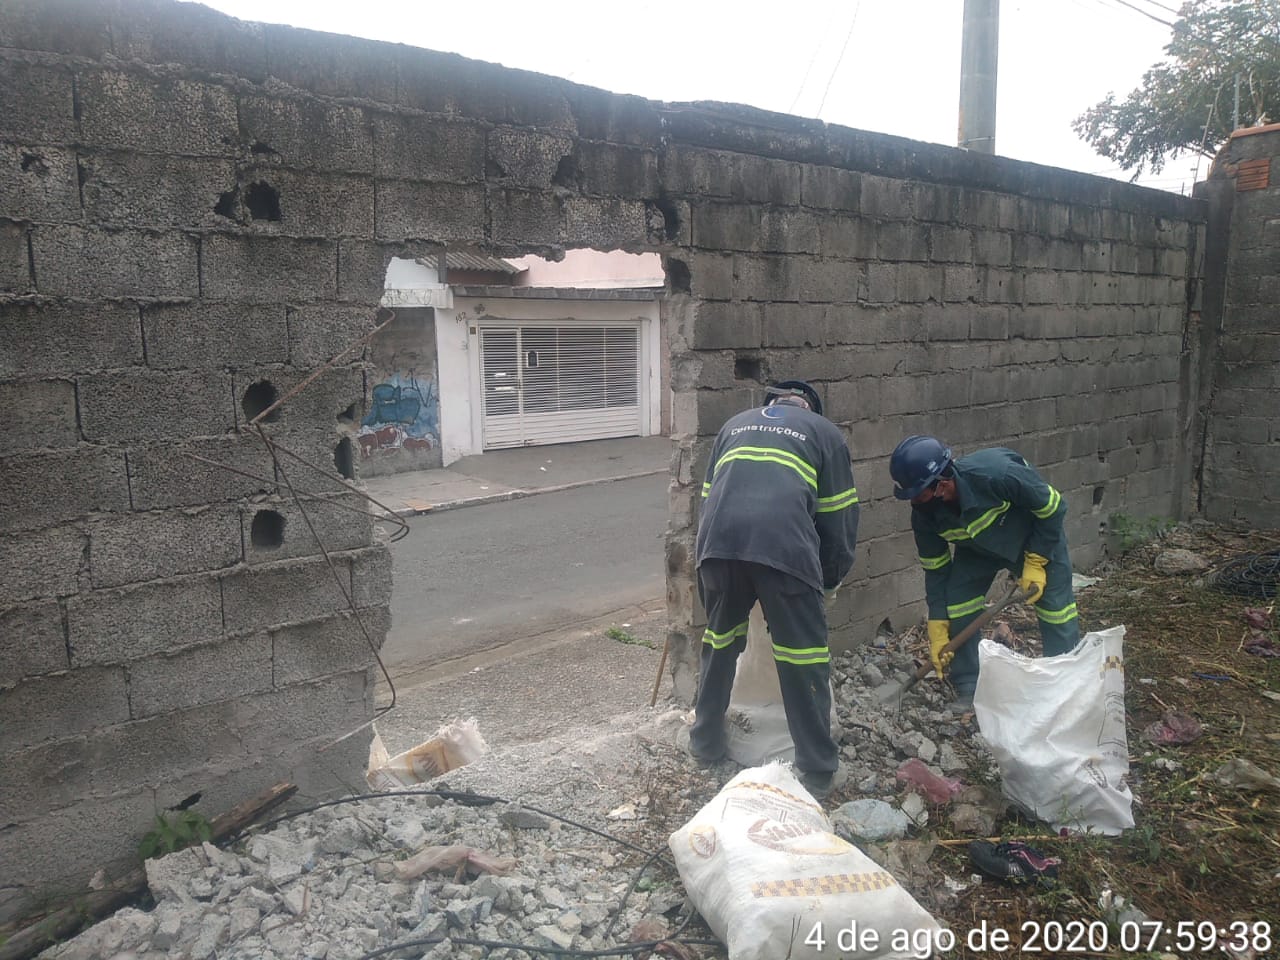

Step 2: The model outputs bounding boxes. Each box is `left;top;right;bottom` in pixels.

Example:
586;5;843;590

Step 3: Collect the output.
360;435;671;517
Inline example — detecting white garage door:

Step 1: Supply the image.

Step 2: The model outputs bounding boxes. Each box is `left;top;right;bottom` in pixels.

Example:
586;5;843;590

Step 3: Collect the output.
480;324;642;449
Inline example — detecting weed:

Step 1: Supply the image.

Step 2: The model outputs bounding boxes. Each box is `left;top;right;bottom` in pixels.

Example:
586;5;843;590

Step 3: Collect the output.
605;626;653;648
1106;513;1176;553
138;809;213;861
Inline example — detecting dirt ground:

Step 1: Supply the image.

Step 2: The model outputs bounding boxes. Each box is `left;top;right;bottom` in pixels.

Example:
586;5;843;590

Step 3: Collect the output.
603;521;1280;959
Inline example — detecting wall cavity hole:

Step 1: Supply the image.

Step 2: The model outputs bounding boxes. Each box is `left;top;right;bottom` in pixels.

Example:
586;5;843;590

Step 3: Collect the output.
251;509;286;548
213;189;237;219
876;618;895;640
241;380;281;423
334;437;355;480
552;154;581;190
734;357;763;381
337;402;357;424
246;181;282;221
1093;485;1105;507
666;258;691;294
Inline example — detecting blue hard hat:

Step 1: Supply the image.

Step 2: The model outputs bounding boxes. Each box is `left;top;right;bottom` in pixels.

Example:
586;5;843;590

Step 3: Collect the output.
765;379;822;417
890;435;953;500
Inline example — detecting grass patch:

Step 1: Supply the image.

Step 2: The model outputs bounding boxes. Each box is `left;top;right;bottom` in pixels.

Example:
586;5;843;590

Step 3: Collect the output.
605;625;653;648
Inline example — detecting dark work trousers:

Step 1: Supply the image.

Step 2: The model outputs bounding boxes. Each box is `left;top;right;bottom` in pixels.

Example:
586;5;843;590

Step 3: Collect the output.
691;558;838;775
945;543;1080;697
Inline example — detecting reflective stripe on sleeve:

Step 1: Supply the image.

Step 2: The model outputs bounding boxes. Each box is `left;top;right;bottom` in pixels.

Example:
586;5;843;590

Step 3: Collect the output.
816;487;859;513
701;481;711;498
946;595;987;619
1032;486;1062;519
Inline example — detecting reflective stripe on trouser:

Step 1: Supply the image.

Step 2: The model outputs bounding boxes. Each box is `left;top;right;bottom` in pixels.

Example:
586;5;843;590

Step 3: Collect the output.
693;558;838;774
943;546;1079;697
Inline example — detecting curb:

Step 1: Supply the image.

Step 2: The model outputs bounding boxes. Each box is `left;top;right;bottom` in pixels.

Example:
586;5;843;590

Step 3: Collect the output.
378;467;668;518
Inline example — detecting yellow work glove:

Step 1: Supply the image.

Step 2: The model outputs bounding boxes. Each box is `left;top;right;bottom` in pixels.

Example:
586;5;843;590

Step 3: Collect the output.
927;620;952;678
1019;552;1048;604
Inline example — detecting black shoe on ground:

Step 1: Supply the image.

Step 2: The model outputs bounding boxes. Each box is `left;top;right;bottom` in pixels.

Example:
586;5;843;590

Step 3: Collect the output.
968;840;1062;886
676;726;726;767
798;763;848;801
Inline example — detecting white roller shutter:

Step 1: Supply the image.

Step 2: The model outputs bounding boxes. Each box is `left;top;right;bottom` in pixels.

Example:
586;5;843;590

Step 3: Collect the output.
480;323;642;449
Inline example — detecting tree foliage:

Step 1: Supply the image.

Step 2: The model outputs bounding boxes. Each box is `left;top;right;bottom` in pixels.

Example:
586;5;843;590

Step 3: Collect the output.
1074;0;1280;176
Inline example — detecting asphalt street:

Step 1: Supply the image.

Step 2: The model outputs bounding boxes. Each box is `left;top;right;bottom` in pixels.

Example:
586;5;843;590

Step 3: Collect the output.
380;473;668;674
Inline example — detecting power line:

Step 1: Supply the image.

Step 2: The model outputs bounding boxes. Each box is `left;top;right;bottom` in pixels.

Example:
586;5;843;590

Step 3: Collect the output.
1130;0;1180;14
1097;0;1174;27
788;36;824;113
817;0;861;118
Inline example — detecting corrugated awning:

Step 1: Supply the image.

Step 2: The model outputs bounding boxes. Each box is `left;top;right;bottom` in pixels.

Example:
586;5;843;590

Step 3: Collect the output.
418;253;524;275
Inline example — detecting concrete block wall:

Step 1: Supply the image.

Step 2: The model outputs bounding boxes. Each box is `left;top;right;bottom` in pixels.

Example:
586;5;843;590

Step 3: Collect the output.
0;0;1225;919
657;107;1203;677
1197;126;1280;525
0;0;400;922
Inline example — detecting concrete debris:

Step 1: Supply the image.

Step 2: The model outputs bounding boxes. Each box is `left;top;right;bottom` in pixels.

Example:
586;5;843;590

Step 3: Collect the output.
39;634;1008;960
1153;548;1210;575
831;799;911;841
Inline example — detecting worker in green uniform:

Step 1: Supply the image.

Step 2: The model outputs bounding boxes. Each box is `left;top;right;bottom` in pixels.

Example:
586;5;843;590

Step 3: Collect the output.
692;380;860;798
889;436;1079;711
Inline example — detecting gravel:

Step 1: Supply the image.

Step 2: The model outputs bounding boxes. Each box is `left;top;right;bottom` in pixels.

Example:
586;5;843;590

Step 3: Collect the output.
39;626;1010;960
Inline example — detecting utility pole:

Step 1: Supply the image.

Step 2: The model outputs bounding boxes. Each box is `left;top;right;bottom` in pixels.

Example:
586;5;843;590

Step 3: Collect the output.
958;0;999;154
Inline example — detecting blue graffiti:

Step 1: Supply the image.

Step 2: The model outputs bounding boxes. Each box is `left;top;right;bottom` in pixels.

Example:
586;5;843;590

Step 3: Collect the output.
362;373;439;443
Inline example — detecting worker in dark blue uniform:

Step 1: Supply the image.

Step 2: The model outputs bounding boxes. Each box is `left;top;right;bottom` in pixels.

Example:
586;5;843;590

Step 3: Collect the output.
889;436;1079;712
691;380;860;798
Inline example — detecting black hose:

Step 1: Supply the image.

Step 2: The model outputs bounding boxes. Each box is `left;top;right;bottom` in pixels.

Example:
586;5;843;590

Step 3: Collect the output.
1209;549;1280;599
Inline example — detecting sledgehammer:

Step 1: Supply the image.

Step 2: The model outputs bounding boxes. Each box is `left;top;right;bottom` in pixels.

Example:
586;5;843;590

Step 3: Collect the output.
877;584;1037;708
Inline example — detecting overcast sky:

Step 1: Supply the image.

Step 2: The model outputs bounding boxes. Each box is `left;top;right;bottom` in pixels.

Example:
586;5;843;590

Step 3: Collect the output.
196;0;1198;195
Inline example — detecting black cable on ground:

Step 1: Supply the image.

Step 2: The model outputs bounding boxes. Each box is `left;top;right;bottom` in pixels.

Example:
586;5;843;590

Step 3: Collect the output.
355;933;724;960
1209;549;1280;599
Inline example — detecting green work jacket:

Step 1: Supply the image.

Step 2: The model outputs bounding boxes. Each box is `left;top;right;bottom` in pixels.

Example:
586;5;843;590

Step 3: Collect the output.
910;447;1066;620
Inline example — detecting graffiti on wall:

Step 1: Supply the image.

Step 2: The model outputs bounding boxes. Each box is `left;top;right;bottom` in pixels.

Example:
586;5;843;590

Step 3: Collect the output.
357;372;440;459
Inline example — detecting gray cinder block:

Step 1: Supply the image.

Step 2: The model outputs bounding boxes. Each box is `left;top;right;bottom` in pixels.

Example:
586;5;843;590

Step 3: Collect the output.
0;666;129;753
372;113;485;182
0;379;77;455
76;69;238;157
78;153;236;230
127;436;277;510
79;369;236;443
89;506;243;589
272;606;391;687
127;634;274;718
67;575;224;665
0;447;129;533
0;144;80;222
239;94;374;174
201;235;338;301
0;525;84;604
373;180;485;243
142;301;290;370
220;554;355;635
0;60;75;144
0;600;68;681
0;299;143;377
31;224;199;298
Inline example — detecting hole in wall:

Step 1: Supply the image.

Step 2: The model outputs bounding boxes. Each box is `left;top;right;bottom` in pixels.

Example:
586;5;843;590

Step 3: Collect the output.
1093;485;1105;507
337;402;357;424
653;197;681;242
734;356;763;381
334;437;355;480
250;510;286;548
241;380;281;423
485;157;507;179
665;257;691;294
166;791;202;812
213;189;237;220
245;181;282;221
551;154;581;190
250;141;277;155
20;152;48;174
877;618;895;639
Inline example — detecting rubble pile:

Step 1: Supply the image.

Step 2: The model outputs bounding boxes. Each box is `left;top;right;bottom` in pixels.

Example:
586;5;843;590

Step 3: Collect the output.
39;633;1010;960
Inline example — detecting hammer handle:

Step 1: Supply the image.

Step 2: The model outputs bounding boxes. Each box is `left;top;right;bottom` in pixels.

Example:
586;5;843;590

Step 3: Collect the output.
900;584;1036;695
